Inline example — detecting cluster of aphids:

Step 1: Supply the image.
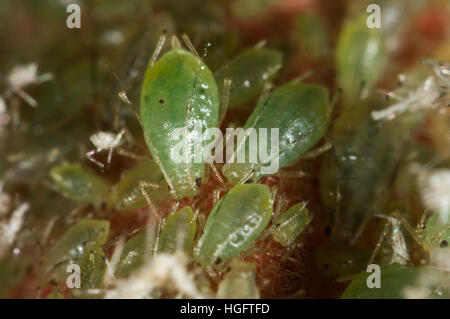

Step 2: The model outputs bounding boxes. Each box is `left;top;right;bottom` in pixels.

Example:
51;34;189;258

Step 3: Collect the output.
40;30;329;298
1;3;449;299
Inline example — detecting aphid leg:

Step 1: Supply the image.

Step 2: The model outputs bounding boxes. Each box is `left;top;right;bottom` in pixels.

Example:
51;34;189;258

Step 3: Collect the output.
218;78;232;125
138;181;160;216
148;31;167;69
181;33;201;59
301;142;332;159
292;70;315;84
330;88;343;109
212;189;222;205
116;147;146;161
105;128;126;167
208;163;226;187
15;89;38;107
368;215;392;265
86;149;105;169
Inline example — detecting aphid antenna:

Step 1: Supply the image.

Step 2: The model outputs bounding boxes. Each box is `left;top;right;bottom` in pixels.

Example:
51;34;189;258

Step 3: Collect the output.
148;31;167;69
181;33;201;59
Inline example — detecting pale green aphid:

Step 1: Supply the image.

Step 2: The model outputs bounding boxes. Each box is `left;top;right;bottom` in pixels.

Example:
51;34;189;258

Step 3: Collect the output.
216;259;260;299
273;202;312;247
110;160;169;211
115;232;145;278
222;82;331;184
49;163;109;208
194;183;272;267
336;14;386;103
157;206;196;254
140;44;220;200
215;47;282;110
115;206;196;277
45;219;109;275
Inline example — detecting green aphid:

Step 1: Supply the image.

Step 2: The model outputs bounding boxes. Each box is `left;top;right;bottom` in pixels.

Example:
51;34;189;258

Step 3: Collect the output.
215;48;282;110
80;247;107;290
194;184;272;267
341;263;450;299
216;259;260;299
49;163;109;208
45;219;109;275
336;14;386;104
140;46;219;200
115;232;145;278
272;202;312;247
157;206;196;254
222;82;331;184
110;160;169;211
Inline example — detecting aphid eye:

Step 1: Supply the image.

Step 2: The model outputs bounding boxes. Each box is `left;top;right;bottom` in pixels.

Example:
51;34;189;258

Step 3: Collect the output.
440;240;448;248
195;178;202;186
214;257;222;265
159;99;164;104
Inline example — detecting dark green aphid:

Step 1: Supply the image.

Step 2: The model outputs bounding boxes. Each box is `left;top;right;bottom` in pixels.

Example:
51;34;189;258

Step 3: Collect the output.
194;184;272;267
49;163;109;208
157;206;196;254
140;47;219;200
110;160;169;210
273;202;312;247
222;82;331;184
45;219;109;275
215;48;282;110
336;14;386;104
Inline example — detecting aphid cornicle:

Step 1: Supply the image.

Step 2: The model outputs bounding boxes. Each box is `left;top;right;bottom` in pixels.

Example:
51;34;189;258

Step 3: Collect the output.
140;44;220;200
